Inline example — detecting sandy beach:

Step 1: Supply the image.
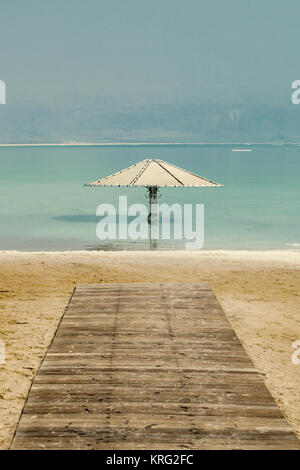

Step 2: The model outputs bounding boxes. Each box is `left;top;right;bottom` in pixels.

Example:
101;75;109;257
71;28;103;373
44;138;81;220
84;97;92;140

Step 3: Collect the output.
1;250;300;448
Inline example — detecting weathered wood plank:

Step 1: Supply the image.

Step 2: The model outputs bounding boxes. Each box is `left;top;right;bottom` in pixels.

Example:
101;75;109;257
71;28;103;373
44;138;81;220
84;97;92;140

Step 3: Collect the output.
11;283;300;450
22;402;283;418
11;437;300;450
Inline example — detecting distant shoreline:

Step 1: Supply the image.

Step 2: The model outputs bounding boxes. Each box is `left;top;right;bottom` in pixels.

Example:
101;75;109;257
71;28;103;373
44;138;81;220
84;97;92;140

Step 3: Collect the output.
0;142;298;147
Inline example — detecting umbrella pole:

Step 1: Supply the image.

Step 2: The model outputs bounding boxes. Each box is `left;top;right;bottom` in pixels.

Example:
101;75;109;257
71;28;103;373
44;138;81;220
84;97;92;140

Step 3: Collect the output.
147;186;159;249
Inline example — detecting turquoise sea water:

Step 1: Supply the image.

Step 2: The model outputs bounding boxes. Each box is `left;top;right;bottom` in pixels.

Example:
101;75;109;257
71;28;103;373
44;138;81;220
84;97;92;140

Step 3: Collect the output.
0;144;299;251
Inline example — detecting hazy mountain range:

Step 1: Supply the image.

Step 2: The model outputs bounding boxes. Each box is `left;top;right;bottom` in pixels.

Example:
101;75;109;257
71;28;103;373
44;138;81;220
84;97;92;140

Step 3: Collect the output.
1;99;300;143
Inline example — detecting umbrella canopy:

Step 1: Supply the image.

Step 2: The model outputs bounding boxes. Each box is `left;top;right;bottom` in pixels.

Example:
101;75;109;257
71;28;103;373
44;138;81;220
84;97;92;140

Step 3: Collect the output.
85;159;222;188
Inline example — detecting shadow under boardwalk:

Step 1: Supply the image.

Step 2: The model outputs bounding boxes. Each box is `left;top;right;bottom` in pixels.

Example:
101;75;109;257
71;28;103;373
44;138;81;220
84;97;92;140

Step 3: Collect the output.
11;283;300;450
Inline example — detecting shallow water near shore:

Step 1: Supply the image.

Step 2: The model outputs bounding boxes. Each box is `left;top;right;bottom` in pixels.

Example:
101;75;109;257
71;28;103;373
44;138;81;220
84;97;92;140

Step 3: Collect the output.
0;143;299;251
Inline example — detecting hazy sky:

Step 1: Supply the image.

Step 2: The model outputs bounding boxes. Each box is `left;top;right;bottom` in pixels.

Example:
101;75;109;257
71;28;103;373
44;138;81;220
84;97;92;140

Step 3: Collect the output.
1;0;299;106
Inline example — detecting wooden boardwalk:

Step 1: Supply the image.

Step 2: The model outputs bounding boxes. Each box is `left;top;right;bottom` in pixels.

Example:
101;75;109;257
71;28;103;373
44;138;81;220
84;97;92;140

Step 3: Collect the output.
11;283;300;449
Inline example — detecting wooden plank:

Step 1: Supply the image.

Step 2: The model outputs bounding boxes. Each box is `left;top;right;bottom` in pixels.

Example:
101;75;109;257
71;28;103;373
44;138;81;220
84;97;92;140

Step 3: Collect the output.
22;402;283;418
10;283;300;450
10;437;300;451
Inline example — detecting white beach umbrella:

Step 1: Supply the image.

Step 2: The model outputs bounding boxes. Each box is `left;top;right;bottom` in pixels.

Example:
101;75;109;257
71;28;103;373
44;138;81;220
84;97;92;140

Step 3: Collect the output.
85;158;222;215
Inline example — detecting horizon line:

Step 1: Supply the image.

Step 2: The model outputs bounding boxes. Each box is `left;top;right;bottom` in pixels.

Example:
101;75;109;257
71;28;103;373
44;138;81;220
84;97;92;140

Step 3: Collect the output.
0;142;299;147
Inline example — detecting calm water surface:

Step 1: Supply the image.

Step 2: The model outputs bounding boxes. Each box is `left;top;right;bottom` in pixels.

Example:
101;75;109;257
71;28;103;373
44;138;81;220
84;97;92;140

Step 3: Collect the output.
0;144;299;251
